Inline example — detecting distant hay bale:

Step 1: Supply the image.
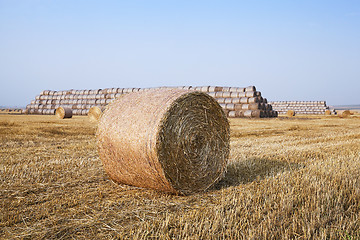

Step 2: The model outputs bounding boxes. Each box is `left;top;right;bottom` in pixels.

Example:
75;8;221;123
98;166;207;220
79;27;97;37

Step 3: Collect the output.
224;98;232;104
217;98;225;104
287;110;295;117
245;91;256;97
231;98;241;104
222;92;231;98
228;110;243;118
55;107;72;119
245;86;256;92
244;110;261;118
248;97;260;104
97;89;230;195
325;110;331;115
208;86;223;92
238;92;246;98
338;110;351;118
240;97;248;104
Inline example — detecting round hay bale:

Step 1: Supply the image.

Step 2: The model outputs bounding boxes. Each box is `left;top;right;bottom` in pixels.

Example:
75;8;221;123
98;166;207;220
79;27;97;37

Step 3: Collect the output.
238;92;246;98
245;86;256;92
244;110;260;118
338;110;351;118
239;104;259;110
235;87;245;92
245;91;256;97
230;92;239;98
224;98;232;104
55;107;72;119
229;87;238;92
87;99;97;105
325;109;331;115
215;92;223;98
222;87;231;92
248;97;260;104
222;92;231;98
105;99;113;104
227;111;235;118
287;110;295;117
234;104;243;111
231;98;241;104
228;110;243;118
87;106;104;122
208;86;223;92
240;97;248;104
260;111;266;118
217;98;225;104
225;103;235;111
207;92;216;98
200;86;209;92
97;89;230;195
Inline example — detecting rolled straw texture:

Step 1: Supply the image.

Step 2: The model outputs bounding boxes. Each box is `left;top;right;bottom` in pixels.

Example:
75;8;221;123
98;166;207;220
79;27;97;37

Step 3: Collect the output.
338;110;351;118
287;110;295;117
55;107;72;119
88;106;104;122
96;89;230;195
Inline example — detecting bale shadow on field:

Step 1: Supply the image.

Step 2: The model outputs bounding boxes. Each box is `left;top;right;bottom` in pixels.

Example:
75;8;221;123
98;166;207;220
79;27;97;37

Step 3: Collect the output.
213;158;304;190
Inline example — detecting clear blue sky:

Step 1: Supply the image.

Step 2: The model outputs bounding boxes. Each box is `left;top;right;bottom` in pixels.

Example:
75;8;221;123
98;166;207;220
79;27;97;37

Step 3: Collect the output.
1;0;359;107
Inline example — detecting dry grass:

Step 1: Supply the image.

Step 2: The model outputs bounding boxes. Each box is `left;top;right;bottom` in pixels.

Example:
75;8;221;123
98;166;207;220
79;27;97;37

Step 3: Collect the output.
1;114;359;239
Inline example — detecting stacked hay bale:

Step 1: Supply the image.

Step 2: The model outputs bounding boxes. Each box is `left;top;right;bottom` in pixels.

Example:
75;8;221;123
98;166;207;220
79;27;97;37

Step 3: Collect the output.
25;88;129;116
269;101;329;115
25;86;277;118
193;86;277;118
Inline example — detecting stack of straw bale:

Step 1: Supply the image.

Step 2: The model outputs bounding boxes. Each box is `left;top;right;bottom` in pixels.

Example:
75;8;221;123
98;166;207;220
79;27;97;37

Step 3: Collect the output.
269;101;330;115
25;86;277;118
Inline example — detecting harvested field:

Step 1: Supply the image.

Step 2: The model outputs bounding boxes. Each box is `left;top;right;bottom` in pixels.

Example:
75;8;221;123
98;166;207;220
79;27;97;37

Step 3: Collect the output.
1;115;359;239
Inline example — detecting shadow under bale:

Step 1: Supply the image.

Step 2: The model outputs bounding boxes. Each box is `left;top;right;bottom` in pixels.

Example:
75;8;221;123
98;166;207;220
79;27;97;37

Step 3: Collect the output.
213;158;304;189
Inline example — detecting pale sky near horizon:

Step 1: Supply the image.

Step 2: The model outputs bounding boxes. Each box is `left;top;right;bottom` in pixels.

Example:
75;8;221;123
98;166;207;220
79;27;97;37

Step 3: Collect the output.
1;0;359;107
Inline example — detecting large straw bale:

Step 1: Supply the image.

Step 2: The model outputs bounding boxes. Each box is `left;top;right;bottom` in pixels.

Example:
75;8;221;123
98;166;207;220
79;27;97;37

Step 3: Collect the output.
55;107;72;119
97;89;230;195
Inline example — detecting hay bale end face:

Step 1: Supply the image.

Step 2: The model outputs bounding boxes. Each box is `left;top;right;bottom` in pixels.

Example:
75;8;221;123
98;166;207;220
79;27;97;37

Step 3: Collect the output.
96;89;230;195
287;110;295;117
88;106;104;122
338;110;351;118
55;107;72;119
